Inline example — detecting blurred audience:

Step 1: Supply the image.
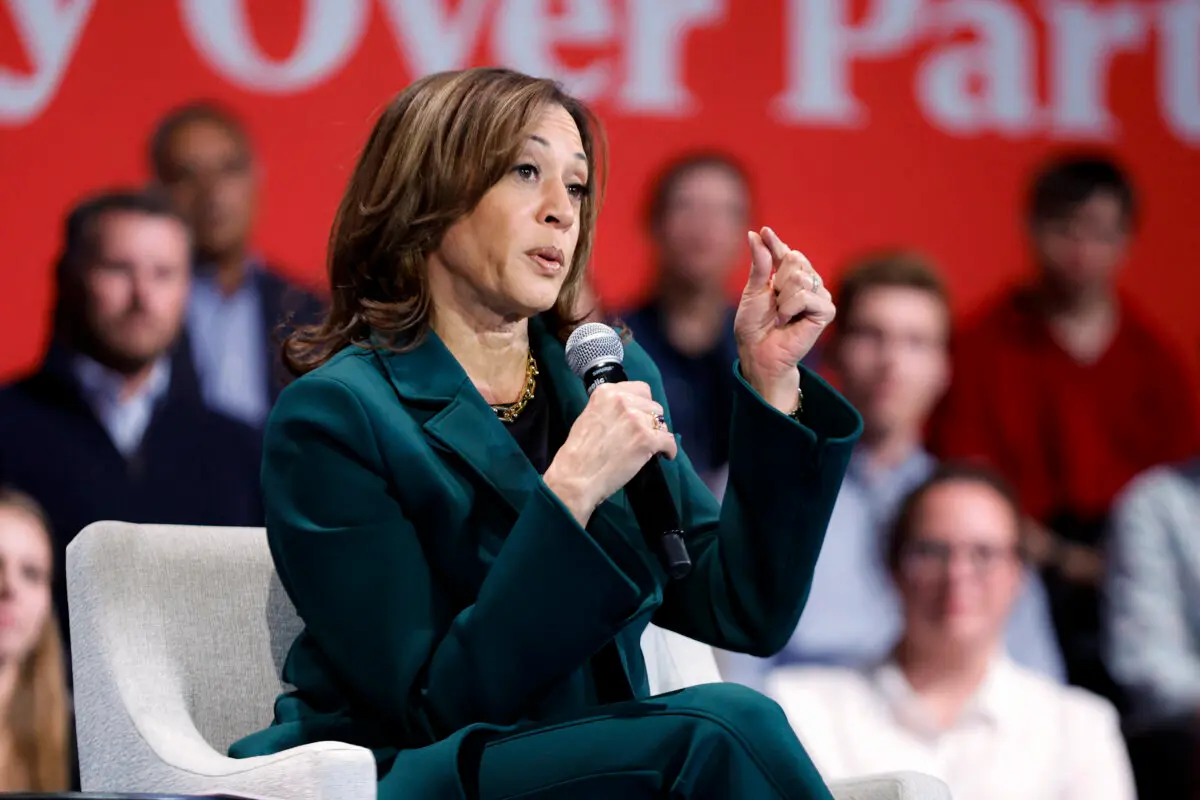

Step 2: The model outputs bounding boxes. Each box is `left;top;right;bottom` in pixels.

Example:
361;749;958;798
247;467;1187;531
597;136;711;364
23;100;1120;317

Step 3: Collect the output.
1105;457;1200;799
0;190;263;645
718;253;1062;688
768;464;1135;800
0;489;69;793
149;101;324;429
928;154;1200;702
622;153;751;490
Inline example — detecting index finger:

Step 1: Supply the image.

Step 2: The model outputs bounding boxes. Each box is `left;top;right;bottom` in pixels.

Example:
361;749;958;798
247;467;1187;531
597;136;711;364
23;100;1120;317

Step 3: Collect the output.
761;226;791;264
615;380;653;400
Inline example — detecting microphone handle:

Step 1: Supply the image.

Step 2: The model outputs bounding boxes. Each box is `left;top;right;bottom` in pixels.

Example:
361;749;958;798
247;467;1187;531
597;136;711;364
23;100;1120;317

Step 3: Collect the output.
582;360;692;580
625;455;693;580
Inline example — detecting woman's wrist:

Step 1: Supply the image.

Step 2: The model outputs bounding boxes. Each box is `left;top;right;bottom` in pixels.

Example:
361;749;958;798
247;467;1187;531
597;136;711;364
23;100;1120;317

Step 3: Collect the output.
543;464;596;528
741;362;802;416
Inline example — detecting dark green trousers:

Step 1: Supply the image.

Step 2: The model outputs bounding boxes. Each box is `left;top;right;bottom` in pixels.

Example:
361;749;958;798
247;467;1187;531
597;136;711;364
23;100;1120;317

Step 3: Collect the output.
380;683;834;800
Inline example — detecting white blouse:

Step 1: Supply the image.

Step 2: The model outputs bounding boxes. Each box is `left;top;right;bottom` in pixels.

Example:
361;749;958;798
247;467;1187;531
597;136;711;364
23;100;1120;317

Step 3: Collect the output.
768;656;1136;800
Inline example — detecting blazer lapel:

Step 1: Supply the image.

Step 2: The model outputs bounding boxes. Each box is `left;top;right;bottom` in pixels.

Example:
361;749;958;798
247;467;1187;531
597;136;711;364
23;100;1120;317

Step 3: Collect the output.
375;328;541;521
426;398;542;518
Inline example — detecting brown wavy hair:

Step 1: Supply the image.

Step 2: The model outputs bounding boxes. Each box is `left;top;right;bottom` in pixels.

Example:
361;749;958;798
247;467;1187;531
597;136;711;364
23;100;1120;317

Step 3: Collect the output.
283;67;607;376
0;489;69;792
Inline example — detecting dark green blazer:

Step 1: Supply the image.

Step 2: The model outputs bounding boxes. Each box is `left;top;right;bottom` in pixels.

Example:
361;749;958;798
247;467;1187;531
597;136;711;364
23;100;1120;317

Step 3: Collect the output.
230;314;862;796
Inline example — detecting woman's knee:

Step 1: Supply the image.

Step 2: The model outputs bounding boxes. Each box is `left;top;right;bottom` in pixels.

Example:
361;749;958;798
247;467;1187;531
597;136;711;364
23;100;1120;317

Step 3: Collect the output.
657;684;823;797
667;683;795;746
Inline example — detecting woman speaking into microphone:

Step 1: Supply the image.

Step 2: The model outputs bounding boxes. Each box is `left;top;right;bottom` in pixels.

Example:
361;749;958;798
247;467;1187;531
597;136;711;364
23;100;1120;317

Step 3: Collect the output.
230;68;862;799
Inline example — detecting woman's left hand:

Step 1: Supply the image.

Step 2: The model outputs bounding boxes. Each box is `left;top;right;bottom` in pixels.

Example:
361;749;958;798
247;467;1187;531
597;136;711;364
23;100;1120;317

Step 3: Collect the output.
734;226;835;413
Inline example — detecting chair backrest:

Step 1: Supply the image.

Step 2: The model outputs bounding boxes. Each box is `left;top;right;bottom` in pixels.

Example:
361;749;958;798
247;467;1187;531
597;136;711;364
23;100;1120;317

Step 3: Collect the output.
66;522;725;762
67;522;301;755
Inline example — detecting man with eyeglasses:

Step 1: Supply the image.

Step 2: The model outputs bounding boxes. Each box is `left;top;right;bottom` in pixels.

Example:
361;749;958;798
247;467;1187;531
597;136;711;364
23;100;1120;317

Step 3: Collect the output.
766;463;1135;800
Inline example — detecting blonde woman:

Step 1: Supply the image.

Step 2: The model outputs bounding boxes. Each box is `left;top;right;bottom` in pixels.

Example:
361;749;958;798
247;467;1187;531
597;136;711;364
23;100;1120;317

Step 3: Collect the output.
0;488;70;792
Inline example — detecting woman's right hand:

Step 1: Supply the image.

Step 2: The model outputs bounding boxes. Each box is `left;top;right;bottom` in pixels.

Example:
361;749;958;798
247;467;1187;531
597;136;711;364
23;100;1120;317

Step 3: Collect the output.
543;381;678;527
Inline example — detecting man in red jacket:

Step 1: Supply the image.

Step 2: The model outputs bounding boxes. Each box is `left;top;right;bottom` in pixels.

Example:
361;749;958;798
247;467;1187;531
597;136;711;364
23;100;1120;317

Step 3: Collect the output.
928;153;1199;704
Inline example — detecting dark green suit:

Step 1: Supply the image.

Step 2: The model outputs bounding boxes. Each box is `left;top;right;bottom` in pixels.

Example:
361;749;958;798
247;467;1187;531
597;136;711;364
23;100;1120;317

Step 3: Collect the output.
229;315;862;798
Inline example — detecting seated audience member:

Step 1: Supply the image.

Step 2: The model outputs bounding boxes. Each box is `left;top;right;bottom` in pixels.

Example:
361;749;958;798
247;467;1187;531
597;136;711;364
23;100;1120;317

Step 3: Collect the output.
0;489;69;793
1105;457;1200;800
0;190;263;645
718;254;1063;689
768;464;1135;800
928;154;1199;701
149;101;324;428
621;153;752;490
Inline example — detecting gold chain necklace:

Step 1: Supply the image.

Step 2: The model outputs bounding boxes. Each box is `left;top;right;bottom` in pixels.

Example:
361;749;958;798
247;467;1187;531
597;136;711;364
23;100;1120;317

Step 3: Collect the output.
492;351;538;423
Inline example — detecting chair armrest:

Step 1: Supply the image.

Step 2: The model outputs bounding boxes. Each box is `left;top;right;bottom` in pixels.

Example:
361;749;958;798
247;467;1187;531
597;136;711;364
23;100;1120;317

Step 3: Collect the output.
84;706;375;800
162;740;377;800
829;771;953;800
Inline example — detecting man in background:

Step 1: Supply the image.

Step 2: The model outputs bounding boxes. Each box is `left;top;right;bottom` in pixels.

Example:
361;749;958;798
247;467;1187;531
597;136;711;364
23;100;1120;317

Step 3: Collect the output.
148;102;324;429
719;253;1063;687
929;154;1199;703
0;190;263;644
769;465;1133;800
622;153;752;491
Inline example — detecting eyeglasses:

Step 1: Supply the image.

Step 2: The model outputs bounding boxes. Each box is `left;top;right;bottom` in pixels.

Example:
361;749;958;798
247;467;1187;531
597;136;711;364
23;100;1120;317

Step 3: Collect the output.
899;539;1019;578
1042;218;1125;246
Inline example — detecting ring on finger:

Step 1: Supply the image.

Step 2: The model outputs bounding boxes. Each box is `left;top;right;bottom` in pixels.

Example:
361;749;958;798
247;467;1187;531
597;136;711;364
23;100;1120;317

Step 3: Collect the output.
810;270;823;292
650;411;667;432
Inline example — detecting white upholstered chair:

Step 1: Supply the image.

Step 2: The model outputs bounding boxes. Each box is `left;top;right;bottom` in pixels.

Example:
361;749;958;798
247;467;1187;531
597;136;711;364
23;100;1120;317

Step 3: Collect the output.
66;521;949;799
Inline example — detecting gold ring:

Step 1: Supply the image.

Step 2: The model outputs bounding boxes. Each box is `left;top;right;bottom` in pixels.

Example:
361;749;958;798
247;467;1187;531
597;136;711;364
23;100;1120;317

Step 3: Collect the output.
651;412;667;431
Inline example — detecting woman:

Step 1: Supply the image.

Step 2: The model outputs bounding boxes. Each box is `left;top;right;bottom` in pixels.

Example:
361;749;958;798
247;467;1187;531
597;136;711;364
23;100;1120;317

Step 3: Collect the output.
0;489;70;792
230;67;862;798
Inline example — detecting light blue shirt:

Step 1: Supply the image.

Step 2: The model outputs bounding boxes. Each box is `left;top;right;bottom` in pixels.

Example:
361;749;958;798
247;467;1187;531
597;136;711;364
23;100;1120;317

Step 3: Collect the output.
719;447;1066;689
187;266;269;428
73;354;172;457
787;448;932;665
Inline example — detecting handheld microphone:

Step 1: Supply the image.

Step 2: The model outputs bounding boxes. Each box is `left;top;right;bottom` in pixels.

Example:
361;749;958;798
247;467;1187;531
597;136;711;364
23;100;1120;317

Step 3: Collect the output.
565;323;692;580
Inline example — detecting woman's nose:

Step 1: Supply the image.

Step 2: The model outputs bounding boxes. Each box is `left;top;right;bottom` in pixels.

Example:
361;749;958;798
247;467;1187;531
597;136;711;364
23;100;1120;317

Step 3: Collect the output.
541;183;576;230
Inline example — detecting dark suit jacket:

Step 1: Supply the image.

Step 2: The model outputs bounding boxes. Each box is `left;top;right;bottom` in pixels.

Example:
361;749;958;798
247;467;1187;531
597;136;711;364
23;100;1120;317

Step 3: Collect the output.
229;315;862;797
255;265;325;405
177;264;326;418
0;341;265;643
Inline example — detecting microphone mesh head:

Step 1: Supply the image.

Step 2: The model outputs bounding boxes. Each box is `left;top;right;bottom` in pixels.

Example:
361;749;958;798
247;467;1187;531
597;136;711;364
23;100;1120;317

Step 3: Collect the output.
565;322;625;377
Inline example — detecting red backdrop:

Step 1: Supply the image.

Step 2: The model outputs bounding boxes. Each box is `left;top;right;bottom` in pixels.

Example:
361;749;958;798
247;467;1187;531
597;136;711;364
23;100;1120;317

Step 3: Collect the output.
2;0;1199;381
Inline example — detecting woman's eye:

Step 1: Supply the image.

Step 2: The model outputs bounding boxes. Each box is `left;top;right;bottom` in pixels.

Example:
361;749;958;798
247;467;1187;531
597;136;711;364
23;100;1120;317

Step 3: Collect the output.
568;183;590;200
514;164;539;181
